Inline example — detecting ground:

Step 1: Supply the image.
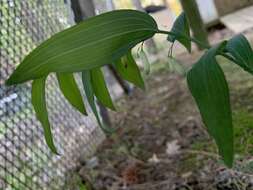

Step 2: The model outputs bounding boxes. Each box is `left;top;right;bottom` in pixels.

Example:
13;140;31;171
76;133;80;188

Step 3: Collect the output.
67;29;253;190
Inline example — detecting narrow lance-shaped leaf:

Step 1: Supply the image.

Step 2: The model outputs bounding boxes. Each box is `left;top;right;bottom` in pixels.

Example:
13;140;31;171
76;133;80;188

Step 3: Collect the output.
225;34;253;74
56;73;87;115
187;42;234;167
6;10;158;85
82;71;114;133
32;77;58;154
90;68;115;111
167;12;191;52
114;51;145;89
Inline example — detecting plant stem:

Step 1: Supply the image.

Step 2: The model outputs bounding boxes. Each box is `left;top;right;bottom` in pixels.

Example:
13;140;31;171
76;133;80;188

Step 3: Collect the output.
219;52;238;64
157;29;209;49
156;29;174;36
156;29;238;64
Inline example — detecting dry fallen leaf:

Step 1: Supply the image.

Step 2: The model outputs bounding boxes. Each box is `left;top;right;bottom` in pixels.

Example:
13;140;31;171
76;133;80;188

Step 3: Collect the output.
148;154;160;163
166;140;180;156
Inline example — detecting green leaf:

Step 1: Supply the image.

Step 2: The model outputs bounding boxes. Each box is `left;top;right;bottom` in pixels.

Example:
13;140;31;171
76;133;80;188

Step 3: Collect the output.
114;51;145;89
187;42;234;167
139;49;150;75
81;71;114;133
6;10;157;85
167;12;191;52
31;77;58;154
56;73;87;115
226;34;253;74
90;68;115;110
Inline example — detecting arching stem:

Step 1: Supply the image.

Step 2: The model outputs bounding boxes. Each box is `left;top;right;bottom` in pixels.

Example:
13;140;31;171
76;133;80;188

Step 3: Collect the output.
156;29;238;64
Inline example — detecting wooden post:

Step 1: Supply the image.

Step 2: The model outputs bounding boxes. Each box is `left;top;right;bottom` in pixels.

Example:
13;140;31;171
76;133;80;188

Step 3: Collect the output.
180;0;209;49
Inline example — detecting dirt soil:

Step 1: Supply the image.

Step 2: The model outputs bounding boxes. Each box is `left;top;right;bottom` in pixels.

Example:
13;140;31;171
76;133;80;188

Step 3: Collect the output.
71;28;253;190
76;69;253;189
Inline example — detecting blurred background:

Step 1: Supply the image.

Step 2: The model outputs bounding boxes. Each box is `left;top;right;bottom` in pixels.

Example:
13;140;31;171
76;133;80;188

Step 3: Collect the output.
1;0;253;189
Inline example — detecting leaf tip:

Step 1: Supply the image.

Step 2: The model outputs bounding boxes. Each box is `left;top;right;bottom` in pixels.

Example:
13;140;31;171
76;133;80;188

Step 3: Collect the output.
5;76;15;86
101;123;116;134
223;153;234;168
111;104;117;111
78;102;88;115
78;106;88;115
139;82;146;91
221;143;234;168
50;145;59;155
6;69;23;85
81;109;88;116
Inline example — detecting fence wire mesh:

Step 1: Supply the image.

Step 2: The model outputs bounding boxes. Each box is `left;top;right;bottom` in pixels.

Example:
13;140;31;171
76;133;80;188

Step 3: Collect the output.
0;0;107;189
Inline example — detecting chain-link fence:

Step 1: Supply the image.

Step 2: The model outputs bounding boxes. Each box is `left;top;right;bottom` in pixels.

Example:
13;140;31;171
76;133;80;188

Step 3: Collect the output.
0;0;113;189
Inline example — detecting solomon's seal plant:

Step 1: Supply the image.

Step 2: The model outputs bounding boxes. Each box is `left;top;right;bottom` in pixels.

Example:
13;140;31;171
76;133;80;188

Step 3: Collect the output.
6;10;253;168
